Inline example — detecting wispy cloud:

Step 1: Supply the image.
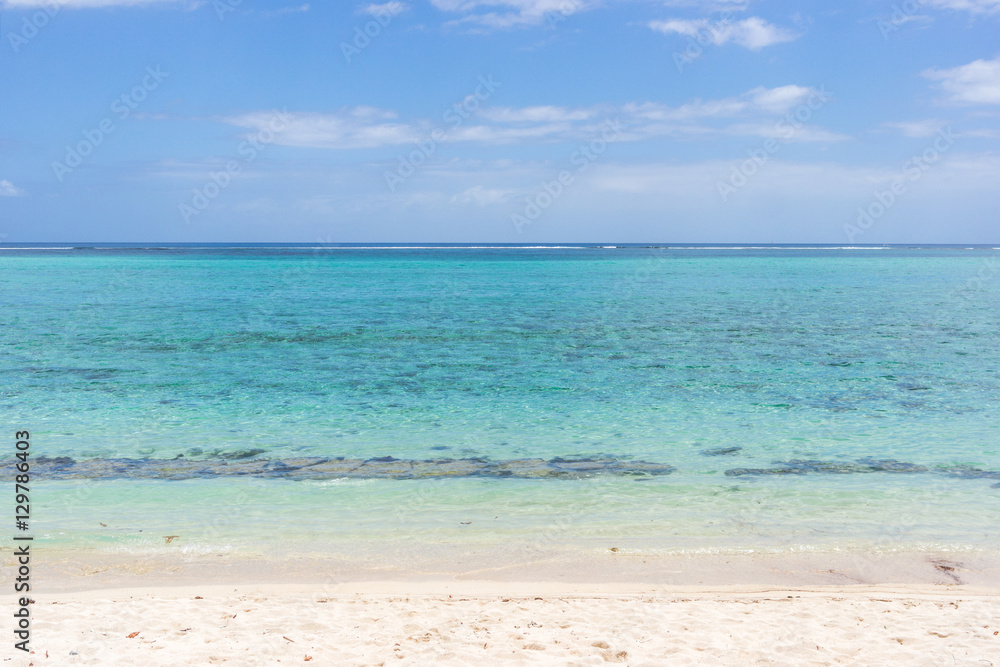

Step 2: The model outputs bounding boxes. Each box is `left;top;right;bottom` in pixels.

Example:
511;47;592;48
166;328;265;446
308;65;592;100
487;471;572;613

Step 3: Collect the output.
260;4;310;18
210;152;1000;233
450;185;515;206
478;106;595;123
225;107;422;150
221;85;843;150
923;0;1000;13
360;1;408;17
724;122;847;143
885;119;1000;139
648;16;798;50
923;56;1000;105
0;179;26;196
885;119;949;137
429;0;592;29
623;85;823;121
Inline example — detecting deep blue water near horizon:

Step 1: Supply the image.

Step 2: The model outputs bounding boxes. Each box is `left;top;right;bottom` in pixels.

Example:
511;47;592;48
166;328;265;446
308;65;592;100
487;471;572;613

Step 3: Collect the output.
2;245;999;560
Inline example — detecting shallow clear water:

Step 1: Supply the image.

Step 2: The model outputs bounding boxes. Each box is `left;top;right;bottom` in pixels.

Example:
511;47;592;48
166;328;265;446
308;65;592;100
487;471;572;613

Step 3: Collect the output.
3;245;999;557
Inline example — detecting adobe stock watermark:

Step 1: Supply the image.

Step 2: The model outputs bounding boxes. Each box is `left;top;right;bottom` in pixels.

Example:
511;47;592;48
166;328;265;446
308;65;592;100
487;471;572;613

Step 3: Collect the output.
214;0;242;20
938;256;1000;317
384;75;501;192
543;0;581;28
716;86;831;202
925;254;1000;329
51;66;169;183
877;0;930;39
179;110;290;223
5;0;70;53
511;119;625;233
843;126;955;243
672;6;745;73
341;2;407;63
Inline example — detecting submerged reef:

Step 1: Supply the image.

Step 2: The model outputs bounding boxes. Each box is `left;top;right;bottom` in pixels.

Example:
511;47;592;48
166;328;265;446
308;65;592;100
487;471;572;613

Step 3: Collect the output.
15;455;675;481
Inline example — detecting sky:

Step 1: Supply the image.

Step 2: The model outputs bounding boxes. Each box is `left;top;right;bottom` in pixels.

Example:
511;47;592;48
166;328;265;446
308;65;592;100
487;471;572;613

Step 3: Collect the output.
0;0;998;243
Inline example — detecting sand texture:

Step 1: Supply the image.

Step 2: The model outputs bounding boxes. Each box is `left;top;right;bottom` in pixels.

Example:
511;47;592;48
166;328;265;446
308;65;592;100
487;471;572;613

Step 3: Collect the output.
4;584;999;666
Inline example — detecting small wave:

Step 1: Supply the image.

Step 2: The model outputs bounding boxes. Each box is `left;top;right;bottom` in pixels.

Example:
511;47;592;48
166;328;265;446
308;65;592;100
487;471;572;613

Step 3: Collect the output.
300;477;376;487
668;246;889;250
320;246;592;250
104;542;238;557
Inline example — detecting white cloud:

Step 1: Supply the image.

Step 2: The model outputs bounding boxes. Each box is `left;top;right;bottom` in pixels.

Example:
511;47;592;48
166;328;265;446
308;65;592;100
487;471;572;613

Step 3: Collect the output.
726;122;849;143
748;85;815;113
0;180;26;196
449;185;514;206
923;56;1000;105
447;122;579;143
922;0;1000;13
478;105;595;123
360;1;407;17
623;85;827;122
260;4;310;18
174;150;1000;242
623;98;746;121
429;0;594;29
648;16;798;50
585;152;1000;200
885;13;933;26
958;128;1000;137
265;152;999;242
886;120;1000;139
885;119;948;137
225;108;423;149
222;85;842;150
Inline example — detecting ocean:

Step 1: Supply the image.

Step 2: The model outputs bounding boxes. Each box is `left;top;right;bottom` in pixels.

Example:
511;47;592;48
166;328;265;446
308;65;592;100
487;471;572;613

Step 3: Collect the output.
3;244;999;562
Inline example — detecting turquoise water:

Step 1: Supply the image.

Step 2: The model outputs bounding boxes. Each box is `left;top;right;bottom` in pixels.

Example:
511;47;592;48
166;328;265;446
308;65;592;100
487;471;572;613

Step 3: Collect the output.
3;245;999;557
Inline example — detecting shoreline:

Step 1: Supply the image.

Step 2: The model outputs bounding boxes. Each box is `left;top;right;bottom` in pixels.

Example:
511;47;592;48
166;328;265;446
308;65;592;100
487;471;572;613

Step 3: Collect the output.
11;580;1000;599
12;544;1000;594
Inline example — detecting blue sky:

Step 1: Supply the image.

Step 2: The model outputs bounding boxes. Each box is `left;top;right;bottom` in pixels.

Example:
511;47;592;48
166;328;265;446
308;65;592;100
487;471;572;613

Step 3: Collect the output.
0;0;998;242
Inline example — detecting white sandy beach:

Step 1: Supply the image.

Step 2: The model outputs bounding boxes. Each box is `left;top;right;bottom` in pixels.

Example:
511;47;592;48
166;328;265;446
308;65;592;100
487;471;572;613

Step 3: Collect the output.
4;548;1000;665
4;583;999;665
